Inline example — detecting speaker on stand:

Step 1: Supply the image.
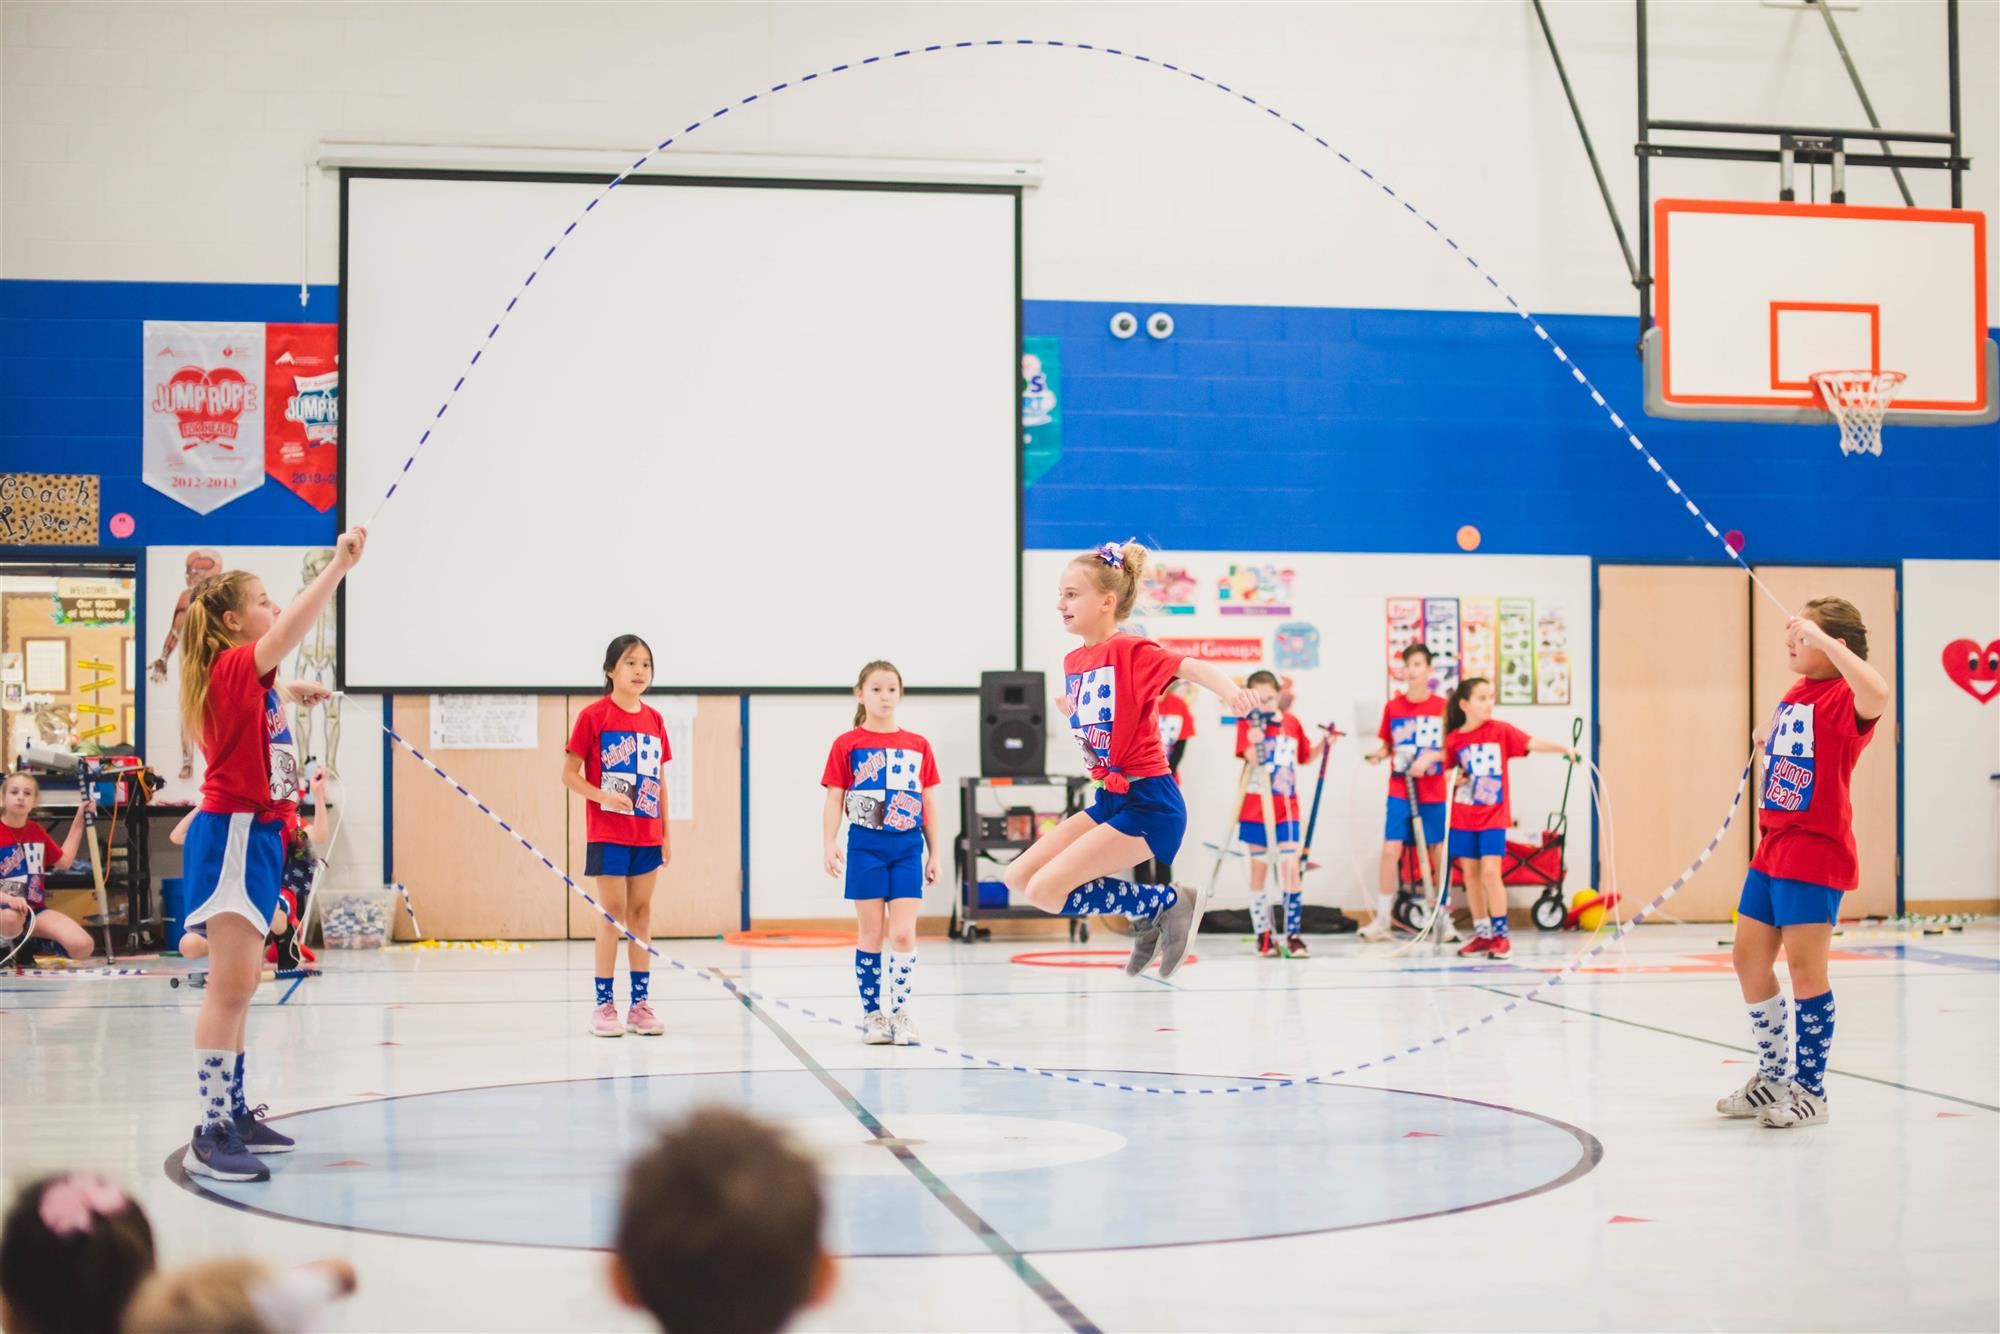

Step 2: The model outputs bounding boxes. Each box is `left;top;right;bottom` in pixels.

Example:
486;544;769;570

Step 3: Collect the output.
979;671;1045;777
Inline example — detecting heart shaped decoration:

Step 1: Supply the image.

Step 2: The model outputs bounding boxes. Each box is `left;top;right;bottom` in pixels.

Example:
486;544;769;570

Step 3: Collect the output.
151;365;256;449
1941;638;2000;704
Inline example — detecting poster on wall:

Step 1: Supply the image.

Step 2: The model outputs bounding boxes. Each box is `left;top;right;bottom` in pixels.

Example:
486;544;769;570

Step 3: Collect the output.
1274;621;1320;670
1218;563;1294;615
265;324;340;512
1498;597;1536;704
53;578;133;627
144;546;339;801
657;695;698;822
1139;562;1200;617
1422;597;1461;694
0;474;100;545
1535;606;1572;705
1386;597;1424;691
143;322;266;514
429;695;537;750
1461;597;1497;683
1021;337;1063;488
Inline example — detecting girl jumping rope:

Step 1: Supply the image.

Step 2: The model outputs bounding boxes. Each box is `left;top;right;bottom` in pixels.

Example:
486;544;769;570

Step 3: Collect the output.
1442;677;1576;961
1000;541;1258;979
0;773;95;962
822;660;940;1046
563;635;673;1038
1720;598;1885;1129
176;529;360;1182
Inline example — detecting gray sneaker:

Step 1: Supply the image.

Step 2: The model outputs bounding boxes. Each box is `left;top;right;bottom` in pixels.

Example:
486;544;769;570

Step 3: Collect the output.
1716;1071;1786;1119
890;1010;922;1047
1124;915;1165;976
1154;888;1199;979
862;1012;894;1045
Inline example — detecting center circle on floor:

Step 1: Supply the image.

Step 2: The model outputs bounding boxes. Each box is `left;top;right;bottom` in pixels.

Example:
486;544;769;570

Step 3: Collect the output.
171;1068;1599;1256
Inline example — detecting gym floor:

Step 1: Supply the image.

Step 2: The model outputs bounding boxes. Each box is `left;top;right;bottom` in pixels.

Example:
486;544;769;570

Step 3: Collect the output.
4;921;1995;1332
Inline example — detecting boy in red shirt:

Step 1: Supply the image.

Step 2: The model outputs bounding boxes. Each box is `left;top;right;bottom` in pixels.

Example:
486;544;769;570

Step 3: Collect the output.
1719;598;1886;1130
1362;644;1450;941
1234;671;1313;957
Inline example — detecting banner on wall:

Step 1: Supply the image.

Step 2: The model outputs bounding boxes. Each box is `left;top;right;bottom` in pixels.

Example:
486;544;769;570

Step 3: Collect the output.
1021;337;1063;488
0;473;99;544
53;578;133;627
1158;636;1263;663
143;322;266;514
265;324;339;512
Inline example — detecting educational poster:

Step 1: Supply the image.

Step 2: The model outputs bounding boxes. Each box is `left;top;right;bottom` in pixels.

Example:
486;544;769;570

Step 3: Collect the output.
1498;597;1536;704
264;324;340;512
1020;338;1063;488
1274;621;1320;670
1536;606;1572;705
430;696;537;750
1461;597;1498;683
0;474;99;545
1139;563;1199;617
143;322;266;515
1422;597;1461;694
1386;597;1424;691
1217;563;1294;615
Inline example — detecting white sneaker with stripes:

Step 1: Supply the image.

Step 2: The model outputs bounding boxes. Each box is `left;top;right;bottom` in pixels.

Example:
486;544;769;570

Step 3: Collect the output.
1716;1072;1786;1119
1758;1082;1830;1129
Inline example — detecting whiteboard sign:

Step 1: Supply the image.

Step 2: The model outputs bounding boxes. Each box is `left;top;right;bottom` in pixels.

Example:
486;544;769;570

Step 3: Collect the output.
429;695;538;750
656;695;697;822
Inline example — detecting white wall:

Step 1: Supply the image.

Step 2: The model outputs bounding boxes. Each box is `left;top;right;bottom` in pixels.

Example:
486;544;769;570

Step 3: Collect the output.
1023;548;1594;916
1902;559;2000;903
748;693;978;921
4;2;1993;313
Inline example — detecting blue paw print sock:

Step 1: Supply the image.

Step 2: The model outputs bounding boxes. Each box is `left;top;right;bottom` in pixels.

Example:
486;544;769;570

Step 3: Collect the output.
1059;877;1175;920
855;949;882;1014
195;1049;233;1130
594;976;614;1007
1491;914;1509;939
630;970;650;1005
1284;891;1303;936
1793;991;1834;1096
886;951;916;1014
230;1052;249;1119
1745;992;1791;1081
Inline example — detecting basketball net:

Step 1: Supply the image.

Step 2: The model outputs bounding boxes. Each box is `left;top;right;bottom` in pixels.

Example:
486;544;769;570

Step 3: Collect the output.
1812;369;1905;457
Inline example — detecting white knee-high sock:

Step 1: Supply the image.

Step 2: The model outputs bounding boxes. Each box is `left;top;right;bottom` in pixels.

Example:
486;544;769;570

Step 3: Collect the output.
886;951;916;1014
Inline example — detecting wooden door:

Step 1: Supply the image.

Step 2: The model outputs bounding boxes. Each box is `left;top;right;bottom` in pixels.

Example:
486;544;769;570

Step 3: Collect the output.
1597;566;1753;920
1750;568;1899;915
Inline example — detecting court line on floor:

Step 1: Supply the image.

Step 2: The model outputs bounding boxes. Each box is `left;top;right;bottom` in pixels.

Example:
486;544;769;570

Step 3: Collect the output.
1475;985;2000;1112
734;993;1102;1334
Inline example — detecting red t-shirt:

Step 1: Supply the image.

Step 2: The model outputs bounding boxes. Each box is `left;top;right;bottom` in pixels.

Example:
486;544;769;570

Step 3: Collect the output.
0;821;65;909
1379;694;1448;804
1061;634;1185;786
1235;712;1313;823
1445;719;1532;832
821;728;941;836
199;643;298;818
567;697;671;847
1751;675;1876;891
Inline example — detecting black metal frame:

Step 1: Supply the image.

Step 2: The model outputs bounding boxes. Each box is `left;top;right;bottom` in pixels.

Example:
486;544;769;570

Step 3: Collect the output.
1634;0;1969;345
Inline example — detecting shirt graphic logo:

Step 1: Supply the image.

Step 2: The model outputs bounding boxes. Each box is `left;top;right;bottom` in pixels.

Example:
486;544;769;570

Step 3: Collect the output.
0;842;46;904
1063;666;1117;765
1762;703;1816;812
1456;741;1504;805
265;688;300;804
1391;715;1443;774
600;730;664;820
847;747;925;831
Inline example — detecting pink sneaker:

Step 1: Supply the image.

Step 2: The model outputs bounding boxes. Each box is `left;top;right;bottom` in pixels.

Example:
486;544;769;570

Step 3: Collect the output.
590;1002;623;1038
625;1001;664;1036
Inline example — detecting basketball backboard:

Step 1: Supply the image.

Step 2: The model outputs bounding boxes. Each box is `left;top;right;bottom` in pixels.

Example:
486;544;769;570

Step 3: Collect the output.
1643;199;1994;427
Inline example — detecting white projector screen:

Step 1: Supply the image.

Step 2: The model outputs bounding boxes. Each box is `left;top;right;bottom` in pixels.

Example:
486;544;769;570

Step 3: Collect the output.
340;172;1019;690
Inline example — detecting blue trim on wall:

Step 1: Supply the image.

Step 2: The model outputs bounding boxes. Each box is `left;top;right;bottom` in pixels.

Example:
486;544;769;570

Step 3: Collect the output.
738;695;751;932
1893;563;1905;917
381;695;395;888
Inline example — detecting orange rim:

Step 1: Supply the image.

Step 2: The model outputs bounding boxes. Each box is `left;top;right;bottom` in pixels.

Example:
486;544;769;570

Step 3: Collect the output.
1010;949;1199;970
723;929;857;949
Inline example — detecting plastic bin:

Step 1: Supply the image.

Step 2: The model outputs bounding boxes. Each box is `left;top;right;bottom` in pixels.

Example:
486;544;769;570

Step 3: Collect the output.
320;888;397;950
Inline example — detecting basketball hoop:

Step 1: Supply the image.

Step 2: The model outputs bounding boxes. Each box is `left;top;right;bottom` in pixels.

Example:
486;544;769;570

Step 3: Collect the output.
1812;369;1905;457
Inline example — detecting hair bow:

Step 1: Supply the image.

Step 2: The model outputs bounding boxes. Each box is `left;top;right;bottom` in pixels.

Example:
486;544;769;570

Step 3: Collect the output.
1094;538;1135;570
39;1174;126;1237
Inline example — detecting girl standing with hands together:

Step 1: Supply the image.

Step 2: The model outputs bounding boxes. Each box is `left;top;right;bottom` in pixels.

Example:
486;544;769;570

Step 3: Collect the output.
177;527;361;1182
564;635;673;1038
822;661;940;1045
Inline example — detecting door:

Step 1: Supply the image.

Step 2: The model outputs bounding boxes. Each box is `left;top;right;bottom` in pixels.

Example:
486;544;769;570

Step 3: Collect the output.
1597;566;1754;920
1751;567;1899;916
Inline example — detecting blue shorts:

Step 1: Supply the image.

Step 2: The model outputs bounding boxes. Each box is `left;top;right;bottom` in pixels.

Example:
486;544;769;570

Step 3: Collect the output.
585;842;664;878
1085;775;1187;865
1385;796;1447;845
1238;819;1300;848
1737;868;1843;927
183;811;285;935
1449;827;1507;860
844;828;923;901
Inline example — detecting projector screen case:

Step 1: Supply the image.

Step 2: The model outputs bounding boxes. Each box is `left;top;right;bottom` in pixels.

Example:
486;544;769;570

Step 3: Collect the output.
338;170;1022;692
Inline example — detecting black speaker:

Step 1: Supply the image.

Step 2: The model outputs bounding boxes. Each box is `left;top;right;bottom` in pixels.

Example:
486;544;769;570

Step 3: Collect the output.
979;671;1046;777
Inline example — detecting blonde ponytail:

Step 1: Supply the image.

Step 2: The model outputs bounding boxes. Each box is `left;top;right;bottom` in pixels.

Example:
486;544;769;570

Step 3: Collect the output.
1070;539;1151;622
178;571;256;742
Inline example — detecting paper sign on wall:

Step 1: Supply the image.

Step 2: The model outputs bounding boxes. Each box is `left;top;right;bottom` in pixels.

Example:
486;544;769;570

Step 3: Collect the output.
655;695;699;821
1140;564;1200;617
1386;598;1424;691
1498;597;1536;704
1461;598;1497;683
1536;606;1572;705
1423;597;1461;695
1218;563;1294;616
0;474;100;545
429;695;538;750
1158;636;1263;663
144;322;266;514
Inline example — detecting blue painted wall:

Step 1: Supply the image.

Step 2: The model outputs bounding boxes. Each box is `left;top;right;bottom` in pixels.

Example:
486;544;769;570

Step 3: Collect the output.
3;280;1992;563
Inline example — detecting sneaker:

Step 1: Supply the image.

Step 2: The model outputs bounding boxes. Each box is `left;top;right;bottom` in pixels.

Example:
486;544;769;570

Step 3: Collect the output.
590;1002;624;1038
273;924;303;972
1155;888;1199;979
1286;934;1310;958
1437;913;1466;943
625;1001;664;1036
1488;934;1512;959
891;1010;923;1047
1256;930;1279;958
1124;914;1165;976
184;1122;269;1183
1759;1082;1830;1129
1716;1072;1787;1119
1358;917;1393;942
1457;936;1492;958
234;1104;295;1155
862;1011;894;1045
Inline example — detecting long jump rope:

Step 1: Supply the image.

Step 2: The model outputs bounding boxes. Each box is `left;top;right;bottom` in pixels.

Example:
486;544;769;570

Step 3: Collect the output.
31;41;1794;1082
